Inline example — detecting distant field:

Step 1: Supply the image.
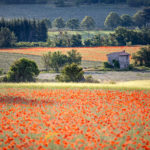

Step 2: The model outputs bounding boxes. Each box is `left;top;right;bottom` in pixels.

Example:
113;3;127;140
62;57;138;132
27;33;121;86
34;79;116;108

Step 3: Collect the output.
0;52;101;72
0;46;141;72
48;30;114;40
0;46;141;61
0;52;44;72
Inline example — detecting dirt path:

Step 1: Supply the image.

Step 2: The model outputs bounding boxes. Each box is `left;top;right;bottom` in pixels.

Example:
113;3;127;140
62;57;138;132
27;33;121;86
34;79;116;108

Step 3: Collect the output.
38;71;150;82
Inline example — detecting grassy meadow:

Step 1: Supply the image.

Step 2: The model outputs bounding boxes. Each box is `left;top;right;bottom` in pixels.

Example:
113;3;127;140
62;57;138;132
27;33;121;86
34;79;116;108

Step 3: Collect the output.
0;80;150;90
0;52;102;72
48;30;114;40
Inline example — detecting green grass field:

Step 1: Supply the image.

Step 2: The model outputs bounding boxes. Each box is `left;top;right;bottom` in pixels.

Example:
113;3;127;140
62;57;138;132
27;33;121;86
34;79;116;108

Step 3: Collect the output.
48;30;114;40
0;80;150;90
0;52;44;72
0;52;101;73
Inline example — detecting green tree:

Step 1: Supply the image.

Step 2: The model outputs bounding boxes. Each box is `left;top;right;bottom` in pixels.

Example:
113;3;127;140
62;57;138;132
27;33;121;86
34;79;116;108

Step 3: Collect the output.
70;34;82;47
42;52;52;71
6;58;39;82
42;50;82;71
84;39;92;47
56;63;84;82
0;18;48;42
133;7;150;27
0;68;3;75
104;12;122;29
121;14;133;27
90;34;103;46
0;27;17;47
52;17;65;29
142;7;150;24
80;16;95;30
53;31;71;47
67;49;82;64
47;51;68;72
37;20;48;42
43;18;52;28
66;18;79;30
113;27;137;46
132;46;150;67
133;10;147;27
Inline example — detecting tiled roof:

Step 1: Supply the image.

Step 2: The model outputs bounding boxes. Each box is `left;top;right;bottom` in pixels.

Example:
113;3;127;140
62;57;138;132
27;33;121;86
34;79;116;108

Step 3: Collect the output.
107;50;130;56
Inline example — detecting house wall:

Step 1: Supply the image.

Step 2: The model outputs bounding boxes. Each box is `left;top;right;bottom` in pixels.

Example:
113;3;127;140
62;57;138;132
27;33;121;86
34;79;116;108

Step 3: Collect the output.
108;54;119;65
108;53;130;69
119;55;129;69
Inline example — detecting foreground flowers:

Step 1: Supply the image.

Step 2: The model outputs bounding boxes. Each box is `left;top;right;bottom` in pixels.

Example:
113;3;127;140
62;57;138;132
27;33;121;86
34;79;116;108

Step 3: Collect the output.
0;89;150;149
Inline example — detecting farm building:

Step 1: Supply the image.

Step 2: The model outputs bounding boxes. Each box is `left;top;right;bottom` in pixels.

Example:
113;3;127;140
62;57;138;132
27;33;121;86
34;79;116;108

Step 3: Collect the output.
107;50;130;69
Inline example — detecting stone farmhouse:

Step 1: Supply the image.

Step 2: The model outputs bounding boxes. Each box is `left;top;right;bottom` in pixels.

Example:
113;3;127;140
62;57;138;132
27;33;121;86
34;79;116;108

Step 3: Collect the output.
107;50;130;69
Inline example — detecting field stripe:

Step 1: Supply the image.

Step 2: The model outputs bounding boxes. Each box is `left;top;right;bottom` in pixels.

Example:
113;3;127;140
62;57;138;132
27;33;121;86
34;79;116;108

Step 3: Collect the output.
0;46;141;62
0;80;150;90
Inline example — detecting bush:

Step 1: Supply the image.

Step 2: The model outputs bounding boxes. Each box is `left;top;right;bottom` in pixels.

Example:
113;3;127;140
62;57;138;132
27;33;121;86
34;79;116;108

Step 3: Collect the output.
42;50;82;72
112;59;120;69
6;58;39;82
132;46;150;67
42;51;68;72
15;42;48;47
56;63;84;82
67;49;82;65
0;68;3;75
103;62;113;68
84;75;99;83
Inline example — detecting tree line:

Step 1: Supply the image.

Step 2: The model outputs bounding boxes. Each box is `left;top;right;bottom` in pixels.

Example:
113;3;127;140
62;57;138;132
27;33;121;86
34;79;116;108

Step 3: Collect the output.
1;26;150;48
40;16;95;30
104;7;150;29
0;16;95;47
0;7;150;48
0;0;149;7
49;27;150;47
0;18;47;42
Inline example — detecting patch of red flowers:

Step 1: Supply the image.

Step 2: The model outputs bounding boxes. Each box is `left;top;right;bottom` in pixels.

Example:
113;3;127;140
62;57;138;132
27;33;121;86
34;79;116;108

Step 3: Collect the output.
0;89;150;149
0;46;141;61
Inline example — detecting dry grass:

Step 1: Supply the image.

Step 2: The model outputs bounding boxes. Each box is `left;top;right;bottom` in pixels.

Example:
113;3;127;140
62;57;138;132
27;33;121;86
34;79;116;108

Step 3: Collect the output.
0;80;150;90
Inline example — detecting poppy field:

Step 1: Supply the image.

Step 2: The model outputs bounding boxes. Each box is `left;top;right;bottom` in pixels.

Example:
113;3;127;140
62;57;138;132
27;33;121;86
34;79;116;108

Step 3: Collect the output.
0;46;141;62
0;85;150;150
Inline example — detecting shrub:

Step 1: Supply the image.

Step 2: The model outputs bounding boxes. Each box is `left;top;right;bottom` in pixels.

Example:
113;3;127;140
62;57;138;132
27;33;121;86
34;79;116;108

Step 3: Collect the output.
103;62;113;68
6;58;39;82
15;42;48;48
0;68;3;75
112;60;120;69
132;46;150;67
42;50;82;72
84;75;99;83
42;52;52;71
56;63;84;82
67;49;82;65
